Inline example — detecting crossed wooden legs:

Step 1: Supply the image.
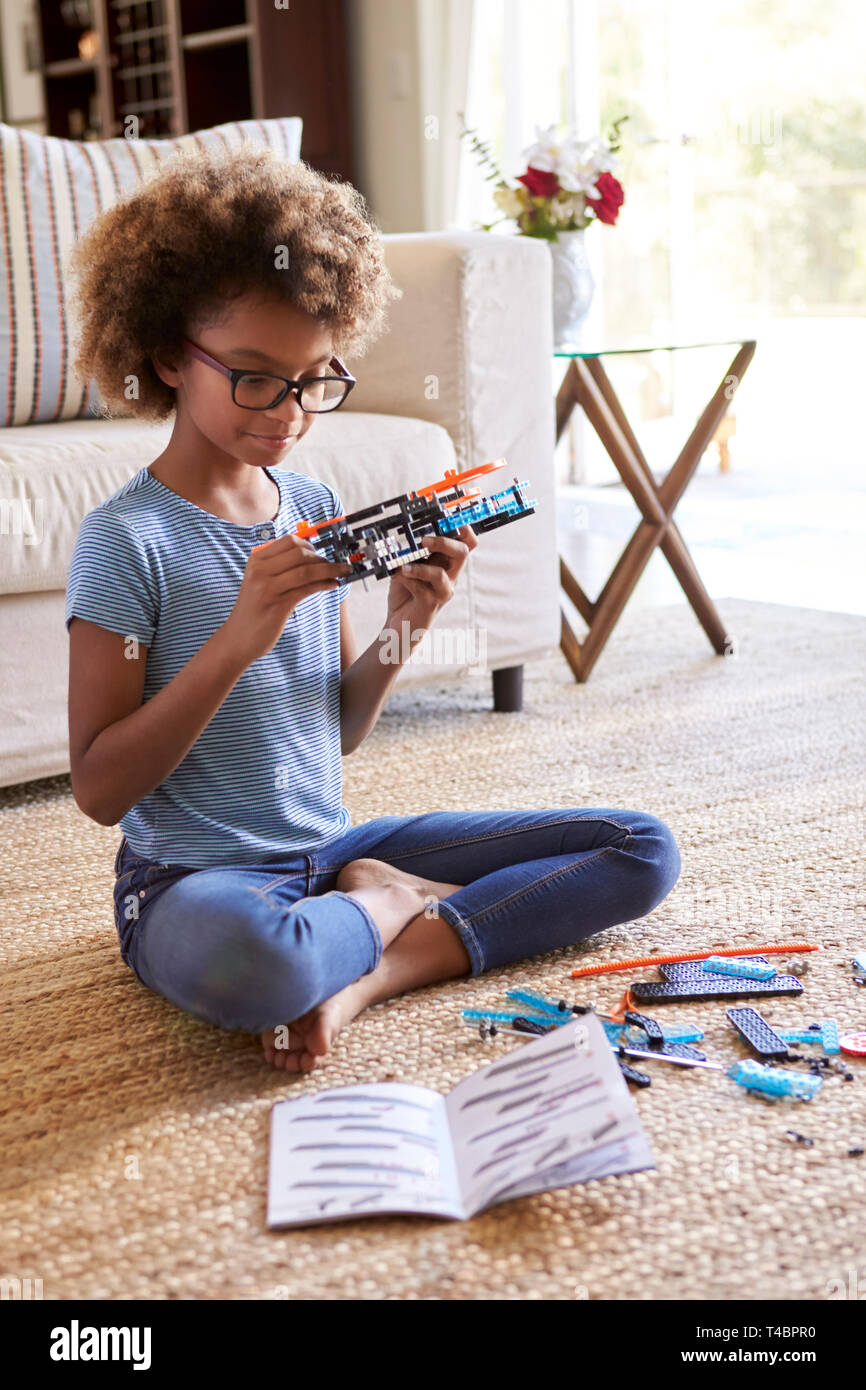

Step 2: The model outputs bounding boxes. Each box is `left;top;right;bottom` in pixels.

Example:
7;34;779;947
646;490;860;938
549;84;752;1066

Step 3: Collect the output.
556;341;756;682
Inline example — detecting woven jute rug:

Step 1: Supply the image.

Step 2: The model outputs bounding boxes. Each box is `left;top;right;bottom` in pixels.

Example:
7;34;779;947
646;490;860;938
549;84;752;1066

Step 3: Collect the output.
2;598;864;1301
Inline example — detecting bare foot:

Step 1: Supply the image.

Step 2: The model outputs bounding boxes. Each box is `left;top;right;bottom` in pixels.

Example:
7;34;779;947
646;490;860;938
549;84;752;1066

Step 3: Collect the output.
335;856;463;917
260;857;464;1071
260;986;365;1074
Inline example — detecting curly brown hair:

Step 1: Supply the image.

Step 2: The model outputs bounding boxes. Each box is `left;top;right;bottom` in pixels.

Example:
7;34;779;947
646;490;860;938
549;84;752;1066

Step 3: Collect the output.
66;145;402;421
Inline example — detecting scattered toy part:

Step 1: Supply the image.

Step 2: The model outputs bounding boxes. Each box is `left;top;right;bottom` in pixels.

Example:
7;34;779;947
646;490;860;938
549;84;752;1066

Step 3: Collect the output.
505;988;579;1019
618;1060;652;1087
727;1059;823;1101
570;942;820;980
726;1007;790;1059
785;1130;814;1146
703;956;777;981
630;975;804;1004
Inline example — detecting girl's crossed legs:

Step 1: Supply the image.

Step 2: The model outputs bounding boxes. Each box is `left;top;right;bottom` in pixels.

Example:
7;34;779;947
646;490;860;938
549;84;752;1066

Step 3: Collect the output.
117;807;681;1072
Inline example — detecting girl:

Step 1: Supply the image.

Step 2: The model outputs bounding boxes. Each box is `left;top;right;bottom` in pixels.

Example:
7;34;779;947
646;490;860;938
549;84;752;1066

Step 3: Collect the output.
65;146;681;1075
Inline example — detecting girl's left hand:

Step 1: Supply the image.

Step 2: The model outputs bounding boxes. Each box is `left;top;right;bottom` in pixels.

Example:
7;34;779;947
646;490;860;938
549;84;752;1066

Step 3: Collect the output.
385;525;479;623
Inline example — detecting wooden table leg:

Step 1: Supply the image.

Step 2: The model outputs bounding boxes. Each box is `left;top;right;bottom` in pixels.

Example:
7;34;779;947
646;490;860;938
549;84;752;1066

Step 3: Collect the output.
556;342;755;680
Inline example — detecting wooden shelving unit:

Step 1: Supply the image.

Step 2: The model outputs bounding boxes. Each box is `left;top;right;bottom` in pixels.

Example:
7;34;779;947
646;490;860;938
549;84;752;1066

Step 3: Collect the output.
34;0;354;180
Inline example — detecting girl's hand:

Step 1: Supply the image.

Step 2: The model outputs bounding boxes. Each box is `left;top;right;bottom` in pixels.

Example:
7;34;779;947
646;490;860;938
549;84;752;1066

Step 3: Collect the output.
385;525;479;625
223;534;352;665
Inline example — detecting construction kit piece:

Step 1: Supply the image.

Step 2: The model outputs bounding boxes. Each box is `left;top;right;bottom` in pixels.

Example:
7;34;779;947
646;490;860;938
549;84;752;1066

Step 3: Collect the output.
617;1045;722;1071
466;1001;707;1067
777;1026;826;1046
505;988;578;1020
661;955;771;981
292;459;536;589
630;975;804;1004
840;1032;866;1057
601;1016;704;1046
726;1059;822;1101
462;1009;560;1031
570;943;819;980
820;1019;840;1054
702;955;776;981
623;1009;666;1046
618;1061;652;1087
726;1007;790;1059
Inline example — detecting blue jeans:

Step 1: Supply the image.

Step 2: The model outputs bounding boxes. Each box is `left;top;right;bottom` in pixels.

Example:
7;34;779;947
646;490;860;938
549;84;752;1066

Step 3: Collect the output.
112;808;681;1034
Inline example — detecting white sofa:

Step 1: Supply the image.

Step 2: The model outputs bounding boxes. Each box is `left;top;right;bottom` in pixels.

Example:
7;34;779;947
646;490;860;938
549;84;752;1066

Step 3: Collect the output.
0;229;560;789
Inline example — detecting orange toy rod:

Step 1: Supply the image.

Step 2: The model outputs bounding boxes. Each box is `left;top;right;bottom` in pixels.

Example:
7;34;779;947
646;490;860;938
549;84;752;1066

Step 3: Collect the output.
295;514;346;540
442;488;481;508
570;942;820;979
416;459;505;498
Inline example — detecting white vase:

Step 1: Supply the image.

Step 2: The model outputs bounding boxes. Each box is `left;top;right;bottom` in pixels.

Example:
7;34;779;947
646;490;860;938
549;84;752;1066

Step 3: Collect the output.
550;228;595;348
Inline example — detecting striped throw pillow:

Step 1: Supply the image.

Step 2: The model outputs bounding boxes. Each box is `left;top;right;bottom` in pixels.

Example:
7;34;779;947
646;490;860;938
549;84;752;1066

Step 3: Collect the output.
0;117;302;427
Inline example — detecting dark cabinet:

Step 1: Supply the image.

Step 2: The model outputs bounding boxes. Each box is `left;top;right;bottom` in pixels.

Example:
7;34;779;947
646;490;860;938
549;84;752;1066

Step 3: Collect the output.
34;0;354;181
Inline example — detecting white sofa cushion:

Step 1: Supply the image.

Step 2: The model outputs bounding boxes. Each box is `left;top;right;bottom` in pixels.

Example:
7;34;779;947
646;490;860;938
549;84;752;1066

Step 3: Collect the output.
0;117;302;428
0;407;457;595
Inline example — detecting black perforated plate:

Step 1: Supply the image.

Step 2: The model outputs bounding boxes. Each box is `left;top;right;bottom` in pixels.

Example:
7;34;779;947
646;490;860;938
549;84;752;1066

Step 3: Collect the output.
630;975;803;1003
726;1006;790;1058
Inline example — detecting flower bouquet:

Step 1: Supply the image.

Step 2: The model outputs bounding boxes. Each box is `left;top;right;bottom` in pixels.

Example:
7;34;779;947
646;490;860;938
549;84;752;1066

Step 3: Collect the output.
459;116;627;240
460;116;628;343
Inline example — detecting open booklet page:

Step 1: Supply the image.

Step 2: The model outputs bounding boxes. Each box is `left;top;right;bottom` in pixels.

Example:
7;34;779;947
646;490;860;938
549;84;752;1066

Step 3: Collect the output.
444;1014;653;1217
267;1082;463;1227
267;1014;654;1228
478;1129;656;1210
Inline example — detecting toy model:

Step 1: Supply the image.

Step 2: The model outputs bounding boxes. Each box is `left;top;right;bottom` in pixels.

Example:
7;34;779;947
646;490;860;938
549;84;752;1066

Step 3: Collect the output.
293;458;536;590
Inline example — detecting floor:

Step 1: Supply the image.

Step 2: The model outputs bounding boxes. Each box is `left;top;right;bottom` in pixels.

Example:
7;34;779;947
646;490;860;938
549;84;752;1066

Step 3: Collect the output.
5;599;863;1299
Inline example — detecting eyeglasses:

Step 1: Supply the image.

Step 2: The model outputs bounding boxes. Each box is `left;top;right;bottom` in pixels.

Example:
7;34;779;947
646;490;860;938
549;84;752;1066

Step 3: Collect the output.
178;337;356;413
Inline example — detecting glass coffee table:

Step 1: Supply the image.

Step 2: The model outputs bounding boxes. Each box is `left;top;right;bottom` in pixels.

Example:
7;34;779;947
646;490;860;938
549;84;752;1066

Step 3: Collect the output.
555;338;757;681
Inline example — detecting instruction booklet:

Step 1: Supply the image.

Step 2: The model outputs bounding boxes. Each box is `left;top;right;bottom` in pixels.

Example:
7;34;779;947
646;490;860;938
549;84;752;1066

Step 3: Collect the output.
266;1012;655;1227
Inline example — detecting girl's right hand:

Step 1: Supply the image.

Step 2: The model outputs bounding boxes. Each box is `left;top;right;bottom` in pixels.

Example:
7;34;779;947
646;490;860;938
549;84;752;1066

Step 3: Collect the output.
223;534;352;664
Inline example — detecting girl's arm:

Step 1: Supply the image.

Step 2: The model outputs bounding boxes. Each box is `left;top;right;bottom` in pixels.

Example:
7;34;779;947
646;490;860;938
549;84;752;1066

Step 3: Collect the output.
68;618;253;826
338;609;430;757
339;527;477;756
69;532;349;826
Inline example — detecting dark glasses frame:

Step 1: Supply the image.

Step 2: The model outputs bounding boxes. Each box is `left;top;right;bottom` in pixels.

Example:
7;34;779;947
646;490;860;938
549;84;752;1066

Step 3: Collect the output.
178;336;356;412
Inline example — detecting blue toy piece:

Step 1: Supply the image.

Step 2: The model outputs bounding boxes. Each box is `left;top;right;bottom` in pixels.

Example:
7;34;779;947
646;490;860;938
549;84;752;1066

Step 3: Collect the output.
661;956;771;981
505;988;574;1020
461;1008;561;1028
820;1019;840;1054
726;1059;822;1101
657;1025;706;1043
702;955;776;980
777;1021;840;1054
435;481;535;535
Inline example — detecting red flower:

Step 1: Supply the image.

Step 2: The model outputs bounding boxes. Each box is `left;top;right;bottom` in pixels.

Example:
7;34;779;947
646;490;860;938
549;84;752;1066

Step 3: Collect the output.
590;171;625;225
516;166;560;198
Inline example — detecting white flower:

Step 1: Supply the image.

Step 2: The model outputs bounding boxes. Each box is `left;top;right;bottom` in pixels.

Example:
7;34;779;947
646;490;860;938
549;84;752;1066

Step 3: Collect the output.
520;123;565;175
520;126;621;198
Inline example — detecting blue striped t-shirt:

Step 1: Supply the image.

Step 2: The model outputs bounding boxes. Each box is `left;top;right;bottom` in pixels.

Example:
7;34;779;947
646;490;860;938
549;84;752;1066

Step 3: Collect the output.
65;464;352;868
